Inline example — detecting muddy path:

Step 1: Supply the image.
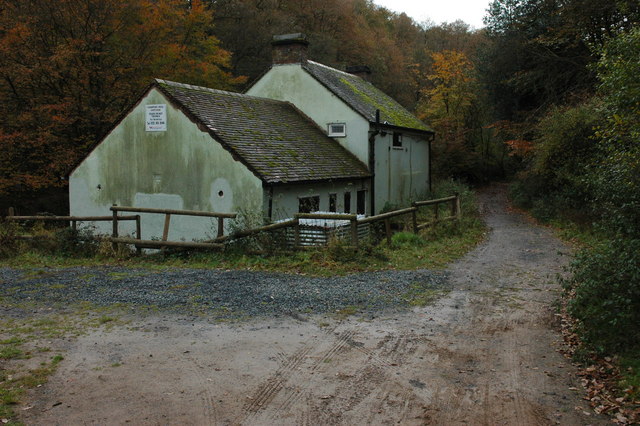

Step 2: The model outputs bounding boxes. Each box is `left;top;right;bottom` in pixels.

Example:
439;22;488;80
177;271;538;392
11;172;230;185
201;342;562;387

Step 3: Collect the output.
20;185;607;425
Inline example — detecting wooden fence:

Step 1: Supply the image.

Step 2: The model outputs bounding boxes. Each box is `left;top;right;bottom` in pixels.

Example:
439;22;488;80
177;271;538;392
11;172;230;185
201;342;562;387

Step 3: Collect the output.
4;194;461;252
213;193;461;249
109;205;236;251
5;214;139;241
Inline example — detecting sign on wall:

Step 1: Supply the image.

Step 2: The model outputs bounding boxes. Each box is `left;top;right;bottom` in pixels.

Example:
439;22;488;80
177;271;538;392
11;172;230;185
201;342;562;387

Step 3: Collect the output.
145;104;167;132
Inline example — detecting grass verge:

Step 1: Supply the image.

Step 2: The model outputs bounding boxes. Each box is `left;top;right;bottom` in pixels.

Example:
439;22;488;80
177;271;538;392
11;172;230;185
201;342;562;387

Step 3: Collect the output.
0;306;126;424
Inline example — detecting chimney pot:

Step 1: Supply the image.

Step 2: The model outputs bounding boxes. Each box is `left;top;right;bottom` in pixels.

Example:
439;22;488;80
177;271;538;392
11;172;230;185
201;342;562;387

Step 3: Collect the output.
271;33;309;65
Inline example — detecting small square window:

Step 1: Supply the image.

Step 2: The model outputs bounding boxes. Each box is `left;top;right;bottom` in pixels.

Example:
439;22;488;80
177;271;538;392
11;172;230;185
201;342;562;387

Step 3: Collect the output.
328;123;346;137
393;132;403;148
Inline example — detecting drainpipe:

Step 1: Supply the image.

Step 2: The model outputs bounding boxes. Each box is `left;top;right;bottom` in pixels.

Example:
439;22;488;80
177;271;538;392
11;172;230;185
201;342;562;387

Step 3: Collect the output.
368;109;381;215
428;134;434;194
267;186;274;221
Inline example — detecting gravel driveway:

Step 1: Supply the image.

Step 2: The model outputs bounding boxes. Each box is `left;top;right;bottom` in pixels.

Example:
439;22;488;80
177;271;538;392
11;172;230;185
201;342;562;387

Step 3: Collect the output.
0;267;447;319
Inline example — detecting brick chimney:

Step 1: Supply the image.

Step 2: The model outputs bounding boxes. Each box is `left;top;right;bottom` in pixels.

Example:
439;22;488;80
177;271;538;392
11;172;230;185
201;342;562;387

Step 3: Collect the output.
271;33;309;65
346;65;372;81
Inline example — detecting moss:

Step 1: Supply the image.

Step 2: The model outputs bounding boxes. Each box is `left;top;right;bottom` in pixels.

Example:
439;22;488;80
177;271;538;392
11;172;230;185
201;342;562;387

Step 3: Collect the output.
339;78;431;131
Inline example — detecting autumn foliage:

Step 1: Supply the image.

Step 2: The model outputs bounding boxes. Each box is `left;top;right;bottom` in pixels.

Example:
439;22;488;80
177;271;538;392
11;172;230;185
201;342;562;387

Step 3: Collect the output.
0;0;243;199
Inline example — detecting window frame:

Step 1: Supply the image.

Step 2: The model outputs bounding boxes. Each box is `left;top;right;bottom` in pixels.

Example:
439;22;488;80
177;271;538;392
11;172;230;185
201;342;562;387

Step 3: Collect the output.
327;122;347;138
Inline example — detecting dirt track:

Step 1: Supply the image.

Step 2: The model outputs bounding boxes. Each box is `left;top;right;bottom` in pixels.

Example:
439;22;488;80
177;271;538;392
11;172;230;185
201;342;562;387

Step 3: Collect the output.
21;185;607;425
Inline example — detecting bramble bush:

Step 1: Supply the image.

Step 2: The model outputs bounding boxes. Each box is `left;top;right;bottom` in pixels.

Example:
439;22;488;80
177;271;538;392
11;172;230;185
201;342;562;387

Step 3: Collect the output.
563;28;640;355
564;237;640;354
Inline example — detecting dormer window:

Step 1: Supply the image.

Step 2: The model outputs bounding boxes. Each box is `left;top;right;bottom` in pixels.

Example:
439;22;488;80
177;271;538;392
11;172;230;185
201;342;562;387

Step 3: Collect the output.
328;123;346;137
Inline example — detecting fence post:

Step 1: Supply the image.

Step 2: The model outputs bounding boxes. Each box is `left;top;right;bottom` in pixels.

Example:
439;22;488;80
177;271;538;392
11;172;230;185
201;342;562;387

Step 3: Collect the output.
294;217;300;248
411;206;418;234
8;207;15;217
72;220;77;232
350;217;359;250
455;193;462;219
162;214;171;241
217;217;225;238
135;215;142;255
111;204;118;252
384;218;392;246
450;196;457;217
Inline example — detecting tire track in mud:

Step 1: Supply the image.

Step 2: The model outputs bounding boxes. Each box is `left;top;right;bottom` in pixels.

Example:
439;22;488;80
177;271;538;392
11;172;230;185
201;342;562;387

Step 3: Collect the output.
242;344;314;416
182;356;219;425
240;326;434;424
241;329;361;423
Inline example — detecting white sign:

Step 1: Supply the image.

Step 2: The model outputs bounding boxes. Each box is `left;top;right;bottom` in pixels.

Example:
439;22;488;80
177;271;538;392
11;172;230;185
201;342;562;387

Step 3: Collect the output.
145;104;167;132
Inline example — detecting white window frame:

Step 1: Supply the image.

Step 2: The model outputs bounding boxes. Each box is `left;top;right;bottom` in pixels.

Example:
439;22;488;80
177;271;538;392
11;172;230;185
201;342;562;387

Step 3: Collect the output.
327;122;347;137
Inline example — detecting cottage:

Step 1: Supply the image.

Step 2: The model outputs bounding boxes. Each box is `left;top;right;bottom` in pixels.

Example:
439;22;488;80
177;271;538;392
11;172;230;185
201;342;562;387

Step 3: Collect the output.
69;33;433;242
69;80;370;241
247;33;435;214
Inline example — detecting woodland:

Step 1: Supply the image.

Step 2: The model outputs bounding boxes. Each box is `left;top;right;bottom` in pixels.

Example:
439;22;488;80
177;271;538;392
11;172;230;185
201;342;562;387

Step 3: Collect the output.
0;0;639;391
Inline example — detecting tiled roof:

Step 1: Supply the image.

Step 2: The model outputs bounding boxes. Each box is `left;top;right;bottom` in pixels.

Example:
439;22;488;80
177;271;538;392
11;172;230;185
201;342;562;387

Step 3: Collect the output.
302;61;433;132
155;79;370;184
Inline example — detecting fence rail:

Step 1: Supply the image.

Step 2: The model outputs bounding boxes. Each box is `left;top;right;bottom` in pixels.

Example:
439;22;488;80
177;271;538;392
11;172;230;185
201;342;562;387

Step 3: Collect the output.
109;205;237;251
5;214;140;240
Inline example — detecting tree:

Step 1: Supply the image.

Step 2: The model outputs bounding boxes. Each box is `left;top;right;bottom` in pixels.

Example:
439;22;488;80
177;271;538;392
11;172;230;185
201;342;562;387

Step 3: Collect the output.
416;50;486;180
590;27;640;237
481;0;640;120
0;0;243;204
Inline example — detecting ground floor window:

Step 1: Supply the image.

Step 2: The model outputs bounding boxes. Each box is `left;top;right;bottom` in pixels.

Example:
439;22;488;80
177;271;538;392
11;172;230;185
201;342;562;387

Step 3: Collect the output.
329;193;337;212
299;196;319;213
393;132;403;148
344;192;351;213
357;190;366;215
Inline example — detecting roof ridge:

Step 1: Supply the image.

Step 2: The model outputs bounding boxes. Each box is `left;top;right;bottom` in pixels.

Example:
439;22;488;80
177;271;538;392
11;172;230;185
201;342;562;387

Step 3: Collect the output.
305;61;356;78
154;78;288;104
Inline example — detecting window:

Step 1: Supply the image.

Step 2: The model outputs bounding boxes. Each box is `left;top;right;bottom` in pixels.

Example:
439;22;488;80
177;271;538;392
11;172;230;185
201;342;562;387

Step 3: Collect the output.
298;196;319;213
343;192;351;213
329;193;337;212
328;123;346;137
357;190;366;215
392;132;403;148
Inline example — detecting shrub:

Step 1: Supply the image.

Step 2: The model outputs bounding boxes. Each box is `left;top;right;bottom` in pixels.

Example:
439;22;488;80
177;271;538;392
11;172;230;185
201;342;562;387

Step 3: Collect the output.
509;99;602;223
429;179;479;218
565;237;640;354
391;232;425;248
0;220;21;258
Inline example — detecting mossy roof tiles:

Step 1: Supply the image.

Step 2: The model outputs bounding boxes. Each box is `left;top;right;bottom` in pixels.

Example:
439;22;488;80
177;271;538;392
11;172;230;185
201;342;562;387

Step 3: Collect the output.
302;61;433;132
155;79;370;184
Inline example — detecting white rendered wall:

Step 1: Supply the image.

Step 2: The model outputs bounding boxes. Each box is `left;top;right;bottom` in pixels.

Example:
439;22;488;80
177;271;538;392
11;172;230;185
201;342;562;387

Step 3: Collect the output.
69;88;263;242
247;64;371;165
